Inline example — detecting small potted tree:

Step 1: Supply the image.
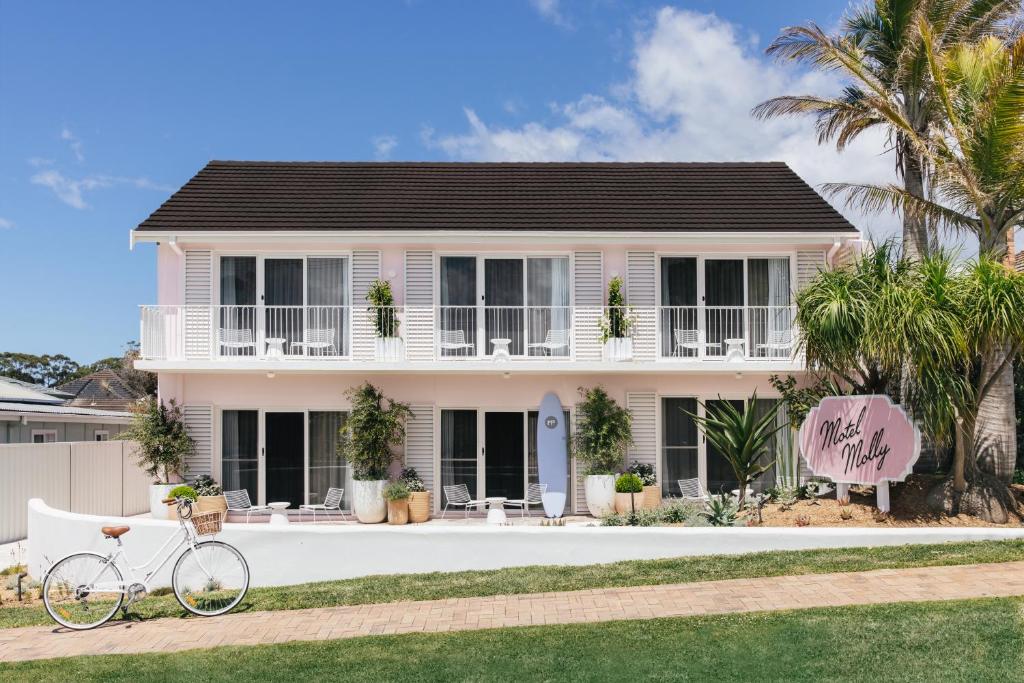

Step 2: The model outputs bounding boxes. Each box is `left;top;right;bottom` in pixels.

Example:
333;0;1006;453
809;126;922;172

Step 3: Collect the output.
573;386;632;517
192;475;227;517
600;276;634;361
367;279;404;361
401;467;431;523
384;481;411;525
118;398;194;519
338;382;411;523
627;461;660;510
614;472;644;514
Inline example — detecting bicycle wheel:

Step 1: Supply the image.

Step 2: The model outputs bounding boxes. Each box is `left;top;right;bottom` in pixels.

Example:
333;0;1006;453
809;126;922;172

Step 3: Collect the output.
172;540;249;617
43;552;124;630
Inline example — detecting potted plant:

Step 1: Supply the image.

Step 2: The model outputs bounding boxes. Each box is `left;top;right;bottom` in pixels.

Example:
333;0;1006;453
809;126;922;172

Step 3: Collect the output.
573;386;632;517
627;461;660;510
338;382;411;523
614;472;644;514
367;279;404;361
192;474;227;517
167;485;196;520
600;276;634;361
118;398;194;519
384;481;411;525
401;467;431;523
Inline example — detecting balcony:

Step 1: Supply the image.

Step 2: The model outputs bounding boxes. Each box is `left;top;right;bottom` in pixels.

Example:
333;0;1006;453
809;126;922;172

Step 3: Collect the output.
138;305;797;368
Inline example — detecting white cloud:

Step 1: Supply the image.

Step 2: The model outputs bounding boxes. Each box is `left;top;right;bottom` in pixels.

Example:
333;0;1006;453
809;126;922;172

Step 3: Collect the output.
372;135;398;160
61;127;85;162
0;217;13;229
428;7;901;240
530;0;572;29
31;169;173;209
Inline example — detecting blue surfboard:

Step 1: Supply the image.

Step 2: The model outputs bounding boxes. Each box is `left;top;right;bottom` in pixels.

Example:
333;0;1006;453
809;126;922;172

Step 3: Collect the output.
537;392;568;517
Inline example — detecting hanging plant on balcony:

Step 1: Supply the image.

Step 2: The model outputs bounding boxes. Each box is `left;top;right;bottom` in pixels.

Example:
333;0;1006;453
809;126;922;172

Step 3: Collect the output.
366;279;400;338
599;276;635;361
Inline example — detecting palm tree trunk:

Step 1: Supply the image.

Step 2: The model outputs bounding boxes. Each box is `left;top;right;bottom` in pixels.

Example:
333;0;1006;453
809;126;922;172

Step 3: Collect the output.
976;344;1018;482
901;151;931;260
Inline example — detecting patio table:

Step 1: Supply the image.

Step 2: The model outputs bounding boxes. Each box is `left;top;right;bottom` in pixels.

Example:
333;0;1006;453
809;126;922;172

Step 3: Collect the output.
490;338;511;362
485;497;508;524
267;501;290;525
265;337;286;358
724;338;746;361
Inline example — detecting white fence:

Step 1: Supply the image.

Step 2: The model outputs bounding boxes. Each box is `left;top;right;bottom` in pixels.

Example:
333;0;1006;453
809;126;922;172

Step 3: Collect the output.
0;441;150;544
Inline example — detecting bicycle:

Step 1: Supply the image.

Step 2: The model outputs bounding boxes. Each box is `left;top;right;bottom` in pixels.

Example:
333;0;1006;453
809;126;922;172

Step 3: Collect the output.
42;496;250;630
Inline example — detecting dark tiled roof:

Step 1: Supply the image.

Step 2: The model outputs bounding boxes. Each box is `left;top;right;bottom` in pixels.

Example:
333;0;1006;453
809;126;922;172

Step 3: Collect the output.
57;369;144;412
134;161;857;234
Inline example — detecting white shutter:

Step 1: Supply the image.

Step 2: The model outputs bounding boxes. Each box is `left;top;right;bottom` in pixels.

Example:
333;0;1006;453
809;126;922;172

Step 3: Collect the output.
183;405;213;478
627;392;657;474
573;252;603;362
184;250;212;359
405;405;436;510
351;250;381;360
405;251;435;361
797;250;826;290
627;251;656;361
573;408;587;514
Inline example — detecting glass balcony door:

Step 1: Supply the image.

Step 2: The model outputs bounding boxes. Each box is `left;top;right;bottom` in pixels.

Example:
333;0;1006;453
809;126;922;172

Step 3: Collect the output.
484;259;525;356
704;259;745;357
264;258;304;356
660;257;698;358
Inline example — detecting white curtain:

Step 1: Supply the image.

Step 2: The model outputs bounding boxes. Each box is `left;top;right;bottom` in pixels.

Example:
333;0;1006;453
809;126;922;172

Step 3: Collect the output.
527;257;570;356
307;257;349;355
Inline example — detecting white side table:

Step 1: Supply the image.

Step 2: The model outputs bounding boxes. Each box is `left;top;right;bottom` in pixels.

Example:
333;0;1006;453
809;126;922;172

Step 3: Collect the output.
265;337;286;358
490;338;512;362
724;338;746;361
485;497;508;524
267;501;290;525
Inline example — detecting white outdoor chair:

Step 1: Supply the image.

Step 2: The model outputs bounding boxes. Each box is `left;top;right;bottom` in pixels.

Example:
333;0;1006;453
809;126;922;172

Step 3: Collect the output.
299;487;346;523
528;329;570;356
441;483;488;518
224;489;273;523
755;329;793;357
439;329;475;354
673;329;717;357
291;328;338;356
503;483;548;517
217;328;257;355
677;478;710;503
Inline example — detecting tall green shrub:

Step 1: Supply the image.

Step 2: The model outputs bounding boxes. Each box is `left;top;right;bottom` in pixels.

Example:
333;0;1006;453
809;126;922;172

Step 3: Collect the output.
118;398;194;484
600;276;633;342
366;279;400;338
337;382;411;480
573;386;632;475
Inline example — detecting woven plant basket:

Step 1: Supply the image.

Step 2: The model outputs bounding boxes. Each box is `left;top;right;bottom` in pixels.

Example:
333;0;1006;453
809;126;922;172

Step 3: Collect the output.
642;485;661;510
190;510;223;536
407;491;431;523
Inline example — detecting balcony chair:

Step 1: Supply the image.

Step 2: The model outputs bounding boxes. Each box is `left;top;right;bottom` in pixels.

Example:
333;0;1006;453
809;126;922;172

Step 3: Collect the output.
755;329;793;357
527;329;570;356
503;483;547;517
673;329;717;357
676;478;710;503
441;483;488;518
224;489;273;523
439;329;475;355
291;328;338;356
299;487;346;523
217;328;257;356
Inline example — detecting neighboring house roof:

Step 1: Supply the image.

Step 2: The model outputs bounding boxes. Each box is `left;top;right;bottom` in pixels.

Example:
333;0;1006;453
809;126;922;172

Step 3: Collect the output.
56;369;144;412
0;401;131;420
1016;249;1023;273
134;161;858;234
0;376;67;405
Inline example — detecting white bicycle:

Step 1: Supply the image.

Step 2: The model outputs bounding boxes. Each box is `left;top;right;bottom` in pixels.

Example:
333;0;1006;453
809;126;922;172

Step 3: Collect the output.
42;496;250;630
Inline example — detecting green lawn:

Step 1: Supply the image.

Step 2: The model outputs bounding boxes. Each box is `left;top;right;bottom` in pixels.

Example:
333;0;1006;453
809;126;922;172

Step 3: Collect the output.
3;539;1023;630
2;597;1022;681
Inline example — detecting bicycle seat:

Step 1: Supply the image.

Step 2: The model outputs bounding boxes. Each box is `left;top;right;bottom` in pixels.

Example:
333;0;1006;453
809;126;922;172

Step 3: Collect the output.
101;526;130;538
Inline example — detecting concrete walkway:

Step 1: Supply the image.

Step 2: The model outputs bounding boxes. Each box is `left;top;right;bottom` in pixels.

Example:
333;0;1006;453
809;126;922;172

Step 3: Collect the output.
3;560;1024;663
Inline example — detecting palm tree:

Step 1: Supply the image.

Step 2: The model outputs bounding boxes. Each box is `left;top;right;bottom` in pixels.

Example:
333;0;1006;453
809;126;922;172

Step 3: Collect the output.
753;0;1019;260
825;30;1024;480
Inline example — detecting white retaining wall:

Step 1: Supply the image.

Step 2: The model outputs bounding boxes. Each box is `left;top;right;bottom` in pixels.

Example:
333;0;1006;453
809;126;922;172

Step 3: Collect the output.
27;499;1024;588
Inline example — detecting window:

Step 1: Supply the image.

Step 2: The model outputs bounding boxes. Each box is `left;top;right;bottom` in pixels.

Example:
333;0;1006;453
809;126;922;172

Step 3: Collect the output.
31;430;58;444
661;398;698;497
94;430;110;441
441;410;478;495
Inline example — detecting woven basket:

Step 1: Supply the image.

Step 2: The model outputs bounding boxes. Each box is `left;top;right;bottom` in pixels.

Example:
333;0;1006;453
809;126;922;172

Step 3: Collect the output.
190;510;223;536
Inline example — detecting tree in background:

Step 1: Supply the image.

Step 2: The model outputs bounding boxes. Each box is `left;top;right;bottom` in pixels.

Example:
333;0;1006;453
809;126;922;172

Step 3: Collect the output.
0;342;156;395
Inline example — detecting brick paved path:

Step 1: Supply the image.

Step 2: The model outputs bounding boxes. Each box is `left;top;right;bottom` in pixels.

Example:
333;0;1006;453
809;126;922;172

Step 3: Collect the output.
3;561;1024;663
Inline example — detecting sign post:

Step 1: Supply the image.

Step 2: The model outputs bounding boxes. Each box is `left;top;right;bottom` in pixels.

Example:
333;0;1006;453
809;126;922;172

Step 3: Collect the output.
798;395;921;513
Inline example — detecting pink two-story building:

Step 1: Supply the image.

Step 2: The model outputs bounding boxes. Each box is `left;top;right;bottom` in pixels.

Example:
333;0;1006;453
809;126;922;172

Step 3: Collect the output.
132;161;860;514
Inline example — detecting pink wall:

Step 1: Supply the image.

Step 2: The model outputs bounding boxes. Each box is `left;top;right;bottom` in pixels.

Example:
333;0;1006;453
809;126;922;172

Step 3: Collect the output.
157;244;182;306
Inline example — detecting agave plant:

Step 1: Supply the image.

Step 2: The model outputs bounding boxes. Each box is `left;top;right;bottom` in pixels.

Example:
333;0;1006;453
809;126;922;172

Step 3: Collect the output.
701;494;740;527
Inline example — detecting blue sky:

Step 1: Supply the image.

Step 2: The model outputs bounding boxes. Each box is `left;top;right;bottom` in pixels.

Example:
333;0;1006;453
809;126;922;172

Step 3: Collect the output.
0;0;985;362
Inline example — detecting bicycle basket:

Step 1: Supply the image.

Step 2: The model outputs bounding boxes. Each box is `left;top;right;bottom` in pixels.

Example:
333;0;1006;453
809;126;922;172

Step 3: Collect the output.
190;510;223;536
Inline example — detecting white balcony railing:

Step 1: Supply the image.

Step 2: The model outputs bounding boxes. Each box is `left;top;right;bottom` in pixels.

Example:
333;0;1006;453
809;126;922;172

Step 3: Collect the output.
139;304;796;363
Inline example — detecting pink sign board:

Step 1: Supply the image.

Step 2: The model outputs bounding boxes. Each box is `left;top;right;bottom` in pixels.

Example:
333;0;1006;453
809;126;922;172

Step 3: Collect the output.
798;395;921;485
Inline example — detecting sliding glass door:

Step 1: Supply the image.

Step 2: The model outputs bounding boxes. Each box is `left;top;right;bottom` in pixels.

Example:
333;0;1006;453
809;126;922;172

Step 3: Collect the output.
219;257;258;356
660;257;698;357
485;259;524;356
439;257;477;357
264;412;304;504
222;410;258;500
662;398;699;496
441;410;478;495
526;257;570;357
747;258;792;358
704;260;745;357
306;258;349;357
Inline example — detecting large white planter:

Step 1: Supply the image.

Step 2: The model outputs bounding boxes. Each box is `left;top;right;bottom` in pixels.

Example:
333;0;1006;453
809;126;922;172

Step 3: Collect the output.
375;337;405;362
584;475;616;517
149;484;176;519
353;480;387;523
603;338;633;362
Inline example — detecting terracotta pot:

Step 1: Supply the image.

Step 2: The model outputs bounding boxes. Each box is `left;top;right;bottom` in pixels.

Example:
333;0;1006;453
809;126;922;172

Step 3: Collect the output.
614;491;643;515
407;491;431;523
642;485;661;510
196;495;227;516
584;475;616;517
387;499;409;525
